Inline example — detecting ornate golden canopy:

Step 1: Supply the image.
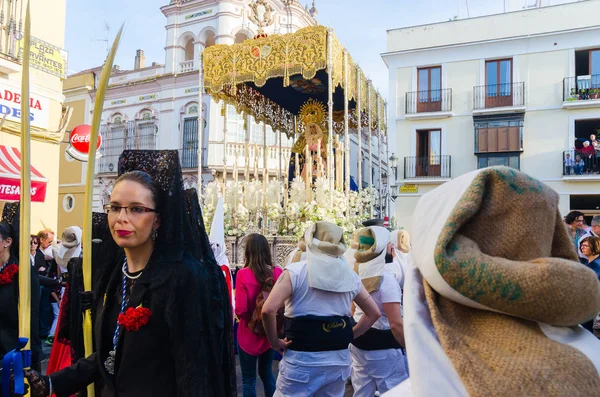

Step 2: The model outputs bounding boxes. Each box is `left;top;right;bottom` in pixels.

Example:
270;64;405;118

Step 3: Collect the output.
202;25;386;138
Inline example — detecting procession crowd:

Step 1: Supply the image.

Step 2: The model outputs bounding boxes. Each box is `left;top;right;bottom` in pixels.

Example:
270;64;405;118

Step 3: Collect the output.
1;151;600;397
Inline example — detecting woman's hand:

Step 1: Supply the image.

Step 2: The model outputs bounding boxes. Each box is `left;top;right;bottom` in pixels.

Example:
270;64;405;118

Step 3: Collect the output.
270;337;292;354
23;369;49;397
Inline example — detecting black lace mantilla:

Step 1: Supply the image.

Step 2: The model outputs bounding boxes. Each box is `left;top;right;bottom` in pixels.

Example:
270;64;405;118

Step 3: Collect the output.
117;150;237;396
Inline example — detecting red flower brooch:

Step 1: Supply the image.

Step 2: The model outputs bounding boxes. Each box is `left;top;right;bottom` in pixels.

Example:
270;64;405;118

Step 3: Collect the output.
0;264;18;285
117;305;152;332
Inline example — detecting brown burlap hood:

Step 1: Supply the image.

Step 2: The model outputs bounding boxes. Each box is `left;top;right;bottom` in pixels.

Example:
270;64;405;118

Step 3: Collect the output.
400;167;600;397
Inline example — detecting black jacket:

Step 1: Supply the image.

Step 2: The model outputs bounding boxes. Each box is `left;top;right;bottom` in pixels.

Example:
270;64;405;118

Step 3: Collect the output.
0;257;42;369
51;248;233;397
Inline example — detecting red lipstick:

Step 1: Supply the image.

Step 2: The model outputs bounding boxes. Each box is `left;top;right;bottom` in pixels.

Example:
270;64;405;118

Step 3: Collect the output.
116;230;132;237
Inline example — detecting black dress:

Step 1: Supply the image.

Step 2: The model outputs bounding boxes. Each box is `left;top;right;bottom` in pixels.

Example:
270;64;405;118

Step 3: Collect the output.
0;256;42;371
51;246;232;397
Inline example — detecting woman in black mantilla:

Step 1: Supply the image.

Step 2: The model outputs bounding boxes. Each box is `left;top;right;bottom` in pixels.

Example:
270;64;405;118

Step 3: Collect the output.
25;150;236;397
0;203;61;374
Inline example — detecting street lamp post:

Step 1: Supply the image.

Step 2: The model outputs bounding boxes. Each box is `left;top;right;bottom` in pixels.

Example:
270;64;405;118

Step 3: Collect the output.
388;153;399;219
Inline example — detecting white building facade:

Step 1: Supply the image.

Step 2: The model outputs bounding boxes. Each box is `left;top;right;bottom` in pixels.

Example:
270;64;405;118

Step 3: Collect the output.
383;0;600;231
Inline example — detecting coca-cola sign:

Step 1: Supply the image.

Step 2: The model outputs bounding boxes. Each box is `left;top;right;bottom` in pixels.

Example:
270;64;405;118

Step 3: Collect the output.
66;124;102;162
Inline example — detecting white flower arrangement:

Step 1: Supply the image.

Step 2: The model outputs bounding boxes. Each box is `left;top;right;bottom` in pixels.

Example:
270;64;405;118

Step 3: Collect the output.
244;180;263;212
289;177;307;206
202;176;378;240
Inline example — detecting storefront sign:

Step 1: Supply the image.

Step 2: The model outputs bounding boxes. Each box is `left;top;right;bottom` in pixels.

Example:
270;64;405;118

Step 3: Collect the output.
185;9;212;20
0;85;50;130
19;36;68;79
399;184;418;194
139;94;157;101
66;124;103;162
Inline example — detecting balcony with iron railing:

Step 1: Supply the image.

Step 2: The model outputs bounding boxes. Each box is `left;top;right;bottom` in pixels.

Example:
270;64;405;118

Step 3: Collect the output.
179;146;207;169
473;82;525;113
405;88;452;119
562;149;600;181
563;75;600;109
404;155;451;181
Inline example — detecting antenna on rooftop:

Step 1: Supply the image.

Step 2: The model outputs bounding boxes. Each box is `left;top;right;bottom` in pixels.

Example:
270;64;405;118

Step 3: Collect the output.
91;21;111;57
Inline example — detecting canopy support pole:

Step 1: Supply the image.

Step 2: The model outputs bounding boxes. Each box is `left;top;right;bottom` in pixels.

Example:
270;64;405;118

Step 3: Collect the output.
343;51;350;209
197;50;204;202
327;28;334;205
377;95;383;218
367;80;373;218
357;68;362;191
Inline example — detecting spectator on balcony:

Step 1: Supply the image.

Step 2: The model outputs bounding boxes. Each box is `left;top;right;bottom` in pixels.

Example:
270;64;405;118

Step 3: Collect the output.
565;211;587;256
574;155;585;175
564;153;575;175
579;141;595;173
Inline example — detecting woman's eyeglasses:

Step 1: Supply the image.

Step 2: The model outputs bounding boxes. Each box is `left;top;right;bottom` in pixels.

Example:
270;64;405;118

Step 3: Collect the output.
105;205;157;217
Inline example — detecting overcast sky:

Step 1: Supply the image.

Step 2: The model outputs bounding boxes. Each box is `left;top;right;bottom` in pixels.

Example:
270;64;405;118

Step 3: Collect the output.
64;0;579;99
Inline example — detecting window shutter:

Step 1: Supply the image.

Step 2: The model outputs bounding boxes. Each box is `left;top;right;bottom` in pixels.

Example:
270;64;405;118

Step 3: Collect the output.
488;127;499;152
498;127;509;151
508;126;520;151
478;128;489;152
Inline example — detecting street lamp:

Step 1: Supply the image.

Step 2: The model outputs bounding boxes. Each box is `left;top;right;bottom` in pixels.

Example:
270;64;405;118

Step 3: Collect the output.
387;153;399;219
389;153;398;185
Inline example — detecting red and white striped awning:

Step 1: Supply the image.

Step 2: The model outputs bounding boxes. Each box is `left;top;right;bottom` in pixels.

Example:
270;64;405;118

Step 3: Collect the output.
0;145;47;203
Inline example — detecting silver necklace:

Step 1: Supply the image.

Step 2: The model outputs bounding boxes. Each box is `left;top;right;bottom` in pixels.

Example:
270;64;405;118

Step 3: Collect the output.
122;261;143;280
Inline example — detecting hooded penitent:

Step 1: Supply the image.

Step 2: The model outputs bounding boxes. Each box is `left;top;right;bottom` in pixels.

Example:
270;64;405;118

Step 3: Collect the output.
354;226;391;292
389;229;411;287
392;167;600;397
305;221;356;293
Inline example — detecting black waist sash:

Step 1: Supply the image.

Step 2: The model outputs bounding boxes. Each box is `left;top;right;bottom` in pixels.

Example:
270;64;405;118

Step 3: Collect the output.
351;327;402;351
285;315;354;352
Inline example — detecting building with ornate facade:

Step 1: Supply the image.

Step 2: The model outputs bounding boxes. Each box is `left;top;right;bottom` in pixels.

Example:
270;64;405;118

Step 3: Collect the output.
59;0;387;230
384;0;600;231
0;0;68;233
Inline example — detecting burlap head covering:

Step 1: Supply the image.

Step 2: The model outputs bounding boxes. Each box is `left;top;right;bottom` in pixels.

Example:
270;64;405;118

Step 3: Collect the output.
305;221;356;292
53;226;82;272
390;230;410;253
354;226;390;293
400;167;600;397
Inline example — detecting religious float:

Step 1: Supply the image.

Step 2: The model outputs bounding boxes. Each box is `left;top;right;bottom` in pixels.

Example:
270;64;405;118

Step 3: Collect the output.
199;15;390;265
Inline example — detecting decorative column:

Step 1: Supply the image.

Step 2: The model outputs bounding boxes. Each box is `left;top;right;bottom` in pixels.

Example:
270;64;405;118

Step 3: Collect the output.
367;80;373;217
326;28;334;204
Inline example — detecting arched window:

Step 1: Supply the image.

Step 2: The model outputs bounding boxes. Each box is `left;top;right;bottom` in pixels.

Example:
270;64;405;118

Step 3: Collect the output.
205;31;216;48
110;113;123;124
184;38;194;61
234;32;249;44
132;109;157;151
181;102;200;168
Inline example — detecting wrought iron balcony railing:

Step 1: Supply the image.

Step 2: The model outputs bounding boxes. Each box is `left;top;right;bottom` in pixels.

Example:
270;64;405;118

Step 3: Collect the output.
563;75;600;102
473;82;525;110
562;149;600;176
405;88;452;115
404;155;451;179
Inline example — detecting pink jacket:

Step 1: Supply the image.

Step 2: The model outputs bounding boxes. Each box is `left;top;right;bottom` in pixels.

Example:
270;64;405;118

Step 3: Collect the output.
235;266;283;356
